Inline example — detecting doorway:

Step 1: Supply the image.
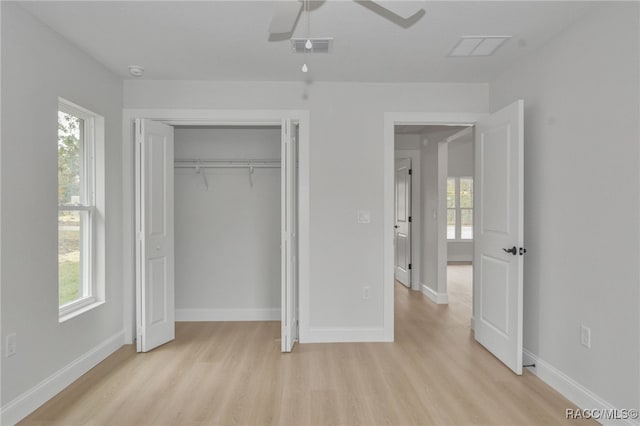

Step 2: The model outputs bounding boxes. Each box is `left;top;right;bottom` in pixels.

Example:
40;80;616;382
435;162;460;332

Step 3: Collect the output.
393;124;470;299
384;103;525;375
121;109;309;354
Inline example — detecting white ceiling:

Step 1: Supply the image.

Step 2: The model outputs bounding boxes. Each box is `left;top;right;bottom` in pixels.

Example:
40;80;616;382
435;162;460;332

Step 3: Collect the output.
19;1;598;83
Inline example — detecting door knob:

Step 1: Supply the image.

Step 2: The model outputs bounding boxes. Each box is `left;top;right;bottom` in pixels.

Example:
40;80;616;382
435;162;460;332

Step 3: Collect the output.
503;246;517;255
394;225;399;229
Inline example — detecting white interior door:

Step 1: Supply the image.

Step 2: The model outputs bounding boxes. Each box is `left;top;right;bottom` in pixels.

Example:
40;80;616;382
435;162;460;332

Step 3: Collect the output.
394;158;412;287
473;100;524;374
135;119;175;353
281;119;298;352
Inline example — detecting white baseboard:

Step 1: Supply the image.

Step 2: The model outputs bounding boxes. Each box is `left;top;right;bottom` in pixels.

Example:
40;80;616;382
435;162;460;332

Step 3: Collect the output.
523;349;639;426
447;255;473;262
300;327;391;343
421;283;449;304
175;308;280;321
0;331;125;426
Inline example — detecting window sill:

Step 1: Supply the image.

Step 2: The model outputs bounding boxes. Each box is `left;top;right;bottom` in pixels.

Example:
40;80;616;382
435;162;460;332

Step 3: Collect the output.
59;300;105;323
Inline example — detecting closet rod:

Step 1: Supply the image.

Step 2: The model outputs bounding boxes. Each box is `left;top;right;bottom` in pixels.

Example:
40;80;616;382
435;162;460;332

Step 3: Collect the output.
175;158;280;164
174;164;280;169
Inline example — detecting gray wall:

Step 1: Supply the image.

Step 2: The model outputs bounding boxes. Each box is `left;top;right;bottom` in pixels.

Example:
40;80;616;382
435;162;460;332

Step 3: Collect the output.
174;127;281;318
124;81;489;334
420;139;439;293
490;3;639;412
1;2;123;406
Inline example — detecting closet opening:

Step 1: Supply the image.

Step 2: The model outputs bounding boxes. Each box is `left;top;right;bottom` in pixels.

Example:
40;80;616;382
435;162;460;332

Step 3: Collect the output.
134;119;299;354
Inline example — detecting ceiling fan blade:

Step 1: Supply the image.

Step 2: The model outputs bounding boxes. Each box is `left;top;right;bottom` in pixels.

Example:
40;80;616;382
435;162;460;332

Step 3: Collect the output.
355;0;426;28
370;1;424;20
269;1;304;35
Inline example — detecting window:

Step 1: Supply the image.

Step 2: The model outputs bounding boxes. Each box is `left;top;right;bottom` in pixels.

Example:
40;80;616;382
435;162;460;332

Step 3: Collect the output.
58;98;105;320
447;176;473;240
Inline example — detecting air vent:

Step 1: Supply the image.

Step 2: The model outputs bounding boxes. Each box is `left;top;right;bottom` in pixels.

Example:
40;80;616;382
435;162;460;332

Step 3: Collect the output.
291;38;333;54
449;36;511;57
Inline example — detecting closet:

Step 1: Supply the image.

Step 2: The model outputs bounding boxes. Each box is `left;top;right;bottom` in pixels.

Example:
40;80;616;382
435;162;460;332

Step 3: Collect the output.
173;126;282;321
134;118;299;354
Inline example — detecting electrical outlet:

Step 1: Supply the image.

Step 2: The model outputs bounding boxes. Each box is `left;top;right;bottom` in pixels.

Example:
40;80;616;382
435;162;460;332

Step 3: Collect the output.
580;325;591;348
362;286;371;300
6;333;16;357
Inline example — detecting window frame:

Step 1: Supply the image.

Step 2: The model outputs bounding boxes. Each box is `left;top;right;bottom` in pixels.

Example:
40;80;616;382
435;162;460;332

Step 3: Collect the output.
58;98;106;321
447;176;474;241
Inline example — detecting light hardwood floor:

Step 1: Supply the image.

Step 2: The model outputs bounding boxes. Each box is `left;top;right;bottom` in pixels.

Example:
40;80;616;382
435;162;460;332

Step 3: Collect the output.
21;266;592;425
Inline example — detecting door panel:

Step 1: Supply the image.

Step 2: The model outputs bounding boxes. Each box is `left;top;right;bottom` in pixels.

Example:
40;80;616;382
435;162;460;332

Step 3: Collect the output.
480;255;510;335
394;158;411;287
149;257;167;325
482;126;511;233
135;119;175;353
474;100;524;375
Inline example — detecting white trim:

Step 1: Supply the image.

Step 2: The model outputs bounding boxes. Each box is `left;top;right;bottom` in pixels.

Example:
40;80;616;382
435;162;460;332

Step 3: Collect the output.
447;254;473;262
0;3;3;412
176;308;280;322
58;98;106;321
523;349;639;426
421;283;449;304
122;109;310;345
437;141;448;297
303;327;390;343
58;300;105;323
0;331;124;426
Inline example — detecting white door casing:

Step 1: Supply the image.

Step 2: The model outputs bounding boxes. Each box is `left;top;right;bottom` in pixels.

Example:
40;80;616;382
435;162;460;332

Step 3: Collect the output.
473;100;524;375
281;119;298;352
395;158;412;287
135;119;175;352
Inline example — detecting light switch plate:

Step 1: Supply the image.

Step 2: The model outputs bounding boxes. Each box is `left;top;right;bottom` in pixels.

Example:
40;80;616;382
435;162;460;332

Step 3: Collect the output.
357;210;371;224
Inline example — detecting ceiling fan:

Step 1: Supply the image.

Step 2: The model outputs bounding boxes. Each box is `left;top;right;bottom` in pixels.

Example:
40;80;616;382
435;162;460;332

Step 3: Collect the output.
269;0;426;39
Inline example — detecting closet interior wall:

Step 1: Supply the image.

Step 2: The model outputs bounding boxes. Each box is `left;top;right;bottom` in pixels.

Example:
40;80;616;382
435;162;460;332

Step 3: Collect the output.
174;126;282;321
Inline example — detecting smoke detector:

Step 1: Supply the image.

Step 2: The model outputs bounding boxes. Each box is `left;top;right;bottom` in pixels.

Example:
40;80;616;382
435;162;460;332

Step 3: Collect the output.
128;65;145;77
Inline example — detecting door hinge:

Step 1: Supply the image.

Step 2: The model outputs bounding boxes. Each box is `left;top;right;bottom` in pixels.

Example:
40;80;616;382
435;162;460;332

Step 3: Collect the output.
408;263;412;270
408;169;412;175
408;216;412;223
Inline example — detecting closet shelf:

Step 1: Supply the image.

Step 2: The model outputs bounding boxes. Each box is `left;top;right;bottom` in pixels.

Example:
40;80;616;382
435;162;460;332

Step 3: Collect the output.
174;158;280;169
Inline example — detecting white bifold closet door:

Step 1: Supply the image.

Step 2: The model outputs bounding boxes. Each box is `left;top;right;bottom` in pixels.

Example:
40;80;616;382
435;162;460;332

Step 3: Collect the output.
281;119;299;352
135;119;175;352
136;118;299;354
473;100;525;375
